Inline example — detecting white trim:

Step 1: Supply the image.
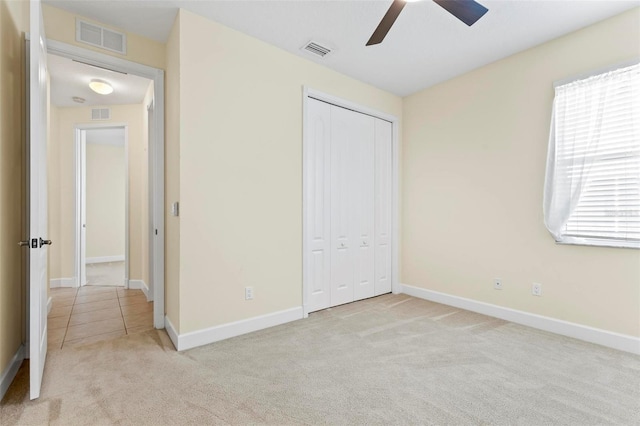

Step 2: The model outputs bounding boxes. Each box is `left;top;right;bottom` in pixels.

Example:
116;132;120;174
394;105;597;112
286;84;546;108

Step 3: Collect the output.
0;345;25;401
553;57;640;88
302;87;400;316
555;236;640;250
47;297;52;315
129;279;150;300
49;277;77;288
305;87;398;123
75;124;129;289
47;39;158;81
46;39;166;330
85;255;125;264
124;127;129;288
169;307;304;352
400;283;640;355
75;127;86;287
150;76;165;329
390;110;400;295
164;316;179;350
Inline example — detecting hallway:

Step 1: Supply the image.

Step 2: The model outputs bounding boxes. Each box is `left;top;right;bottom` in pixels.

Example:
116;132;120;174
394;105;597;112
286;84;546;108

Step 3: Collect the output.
48;285;153;350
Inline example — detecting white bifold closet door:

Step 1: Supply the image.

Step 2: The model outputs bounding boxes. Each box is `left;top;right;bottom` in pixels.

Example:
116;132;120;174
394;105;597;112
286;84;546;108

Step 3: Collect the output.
307;98;392;313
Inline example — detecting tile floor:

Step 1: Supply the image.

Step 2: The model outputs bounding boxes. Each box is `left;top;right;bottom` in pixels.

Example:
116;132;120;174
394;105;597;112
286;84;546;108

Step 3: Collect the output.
48;285;154;350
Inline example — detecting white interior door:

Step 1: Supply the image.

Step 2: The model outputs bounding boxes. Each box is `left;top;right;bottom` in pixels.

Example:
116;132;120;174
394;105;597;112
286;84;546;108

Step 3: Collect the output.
374;119;393;295
306;99;332;312
330;106;358;306
352;113;375;302
28;0;49;400
331;105;376;305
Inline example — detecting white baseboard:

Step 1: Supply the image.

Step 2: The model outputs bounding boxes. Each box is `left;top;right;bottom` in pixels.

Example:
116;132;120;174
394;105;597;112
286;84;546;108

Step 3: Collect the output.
0;345;25;401
167;306;304;351
400;283;640;355
47;297;53;315
85;255;125;264
165;316;179;351
49;277;77;288
128;280;149;299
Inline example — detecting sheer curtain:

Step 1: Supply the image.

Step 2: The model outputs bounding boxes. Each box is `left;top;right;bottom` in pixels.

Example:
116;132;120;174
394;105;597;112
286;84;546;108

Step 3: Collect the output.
543;63;640;247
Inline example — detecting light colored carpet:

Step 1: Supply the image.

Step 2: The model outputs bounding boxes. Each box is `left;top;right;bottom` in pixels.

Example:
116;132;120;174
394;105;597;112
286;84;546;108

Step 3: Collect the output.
1;294;639;425
85;261;125;287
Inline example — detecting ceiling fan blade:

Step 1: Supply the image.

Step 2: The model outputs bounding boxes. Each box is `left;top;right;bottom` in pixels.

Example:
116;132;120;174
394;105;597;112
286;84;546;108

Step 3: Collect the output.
366;0;407;46
433;0;488;26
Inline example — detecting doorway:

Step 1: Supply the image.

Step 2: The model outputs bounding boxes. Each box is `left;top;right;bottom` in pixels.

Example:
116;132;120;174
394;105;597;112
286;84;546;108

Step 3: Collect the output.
302;88;400;317
77;126;128;289
45;39;165;329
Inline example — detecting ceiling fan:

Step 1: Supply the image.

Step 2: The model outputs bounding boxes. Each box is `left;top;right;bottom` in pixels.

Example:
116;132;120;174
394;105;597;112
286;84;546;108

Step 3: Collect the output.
366;0;489;46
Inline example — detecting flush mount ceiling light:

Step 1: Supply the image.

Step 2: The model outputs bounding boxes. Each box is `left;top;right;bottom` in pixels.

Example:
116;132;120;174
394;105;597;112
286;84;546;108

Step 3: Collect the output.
89;79;113;95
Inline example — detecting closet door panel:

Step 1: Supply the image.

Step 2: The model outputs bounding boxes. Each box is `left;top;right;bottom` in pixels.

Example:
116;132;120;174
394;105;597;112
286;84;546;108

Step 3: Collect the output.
374;119;393;295
306;99;332;312
330;106;357;306
353;114;375;301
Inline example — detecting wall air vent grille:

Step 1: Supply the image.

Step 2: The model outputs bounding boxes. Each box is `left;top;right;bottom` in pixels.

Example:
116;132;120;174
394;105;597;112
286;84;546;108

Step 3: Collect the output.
76;19;127;55
91;108;111;121
302;41;332;58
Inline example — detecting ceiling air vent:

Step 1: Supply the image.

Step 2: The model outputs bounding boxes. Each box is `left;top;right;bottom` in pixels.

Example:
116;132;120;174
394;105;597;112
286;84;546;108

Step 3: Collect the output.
76;19;127;55
91;108;111;121
302;41;331;58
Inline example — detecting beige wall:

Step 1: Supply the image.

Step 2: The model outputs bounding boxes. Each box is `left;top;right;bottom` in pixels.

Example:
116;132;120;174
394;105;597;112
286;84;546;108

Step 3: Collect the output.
86;142;125;259
48;106;61;278
42;3;165;70
0;0;27;386
402;8;640;337
170;10;402;333
48;104;148;283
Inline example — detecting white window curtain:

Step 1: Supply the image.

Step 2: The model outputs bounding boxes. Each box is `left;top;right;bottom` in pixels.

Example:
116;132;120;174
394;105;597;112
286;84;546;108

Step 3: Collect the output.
543;63;640;249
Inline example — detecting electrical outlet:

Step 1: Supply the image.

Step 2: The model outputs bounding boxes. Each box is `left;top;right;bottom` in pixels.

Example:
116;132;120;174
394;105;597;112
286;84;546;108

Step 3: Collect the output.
494;279;503;290
532;283;542;297
245;287;254;300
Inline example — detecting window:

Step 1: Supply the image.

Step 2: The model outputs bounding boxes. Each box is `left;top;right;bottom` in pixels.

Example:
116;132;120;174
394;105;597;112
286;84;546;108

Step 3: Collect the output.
544;63;640;249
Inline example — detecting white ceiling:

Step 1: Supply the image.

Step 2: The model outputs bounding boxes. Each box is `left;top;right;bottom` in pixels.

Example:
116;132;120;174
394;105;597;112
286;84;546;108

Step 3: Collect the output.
48;53;152;107
44;0;640;96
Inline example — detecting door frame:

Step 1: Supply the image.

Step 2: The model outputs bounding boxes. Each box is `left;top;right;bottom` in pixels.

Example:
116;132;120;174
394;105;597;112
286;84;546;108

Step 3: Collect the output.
301;87;400;318
75;125;129;288
47;39;166;328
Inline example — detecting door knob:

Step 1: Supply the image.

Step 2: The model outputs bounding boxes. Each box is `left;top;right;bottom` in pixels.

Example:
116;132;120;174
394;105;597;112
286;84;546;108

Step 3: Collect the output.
39;238;52;247
18;240;29;247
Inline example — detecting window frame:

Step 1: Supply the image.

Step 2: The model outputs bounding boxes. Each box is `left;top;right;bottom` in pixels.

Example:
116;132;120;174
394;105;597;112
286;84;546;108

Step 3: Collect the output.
546;59;640;250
